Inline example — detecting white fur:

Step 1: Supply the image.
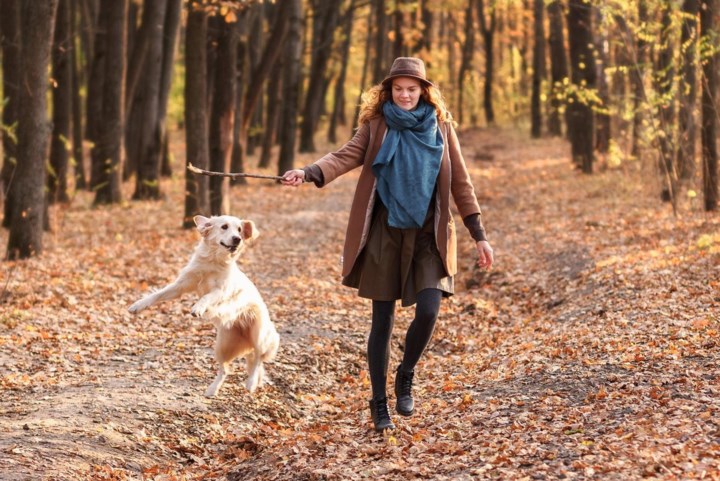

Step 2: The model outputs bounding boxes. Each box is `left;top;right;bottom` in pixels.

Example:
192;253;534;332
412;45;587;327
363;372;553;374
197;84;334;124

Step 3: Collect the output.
128;215;279;397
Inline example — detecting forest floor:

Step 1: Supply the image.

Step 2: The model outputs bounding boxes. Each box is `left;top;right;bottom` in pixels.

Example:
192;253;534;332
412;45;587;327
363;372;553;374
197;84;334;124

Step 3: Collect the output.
1;126;719;481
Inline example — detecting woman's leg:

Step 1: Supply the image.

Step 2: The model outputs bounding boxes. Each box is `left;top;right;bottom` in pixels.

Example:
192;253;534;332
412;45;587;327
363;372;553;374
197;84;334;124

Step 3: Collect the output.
401;288;442;371
368;299;396;398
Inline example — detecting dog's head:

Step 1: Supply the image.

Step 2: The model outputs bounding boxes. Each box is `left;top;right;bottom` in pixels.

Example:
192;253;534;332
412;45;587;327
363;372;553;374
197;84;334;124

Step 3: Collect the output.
193;215;259;257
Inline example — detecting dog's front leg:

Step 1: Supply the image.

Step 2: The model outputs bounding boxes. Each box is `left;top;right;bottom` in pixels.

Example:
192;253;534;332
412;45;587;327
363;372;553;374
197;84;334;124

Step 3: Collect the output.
129;278;193;314
191;289;224;318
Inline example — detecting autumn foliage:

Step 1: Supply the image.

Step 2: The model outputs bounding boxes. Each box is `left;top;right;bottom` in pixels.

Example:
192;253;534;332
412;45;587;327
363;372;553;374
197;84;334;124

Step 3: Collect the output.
1;128;718;480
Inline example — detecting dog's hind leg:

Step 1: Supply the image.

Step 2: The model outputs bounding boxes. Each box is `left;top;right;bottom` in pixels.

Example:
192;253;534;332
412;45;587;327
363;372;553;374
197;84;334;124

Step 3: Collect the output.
205;362;228;397
244;352;263;393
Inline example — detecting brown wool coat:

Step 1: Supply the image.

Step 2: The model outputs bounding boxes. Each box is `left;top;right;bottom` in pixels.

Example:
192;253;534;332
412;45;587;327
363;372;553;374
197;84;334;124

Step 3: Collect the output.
313;116;482;278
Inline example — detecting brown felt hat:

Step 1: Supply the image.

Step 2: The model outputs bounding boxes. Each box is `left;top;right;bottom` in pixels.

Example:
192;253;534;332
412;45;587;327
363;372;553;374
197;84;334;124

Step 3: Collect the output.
381;57;434;88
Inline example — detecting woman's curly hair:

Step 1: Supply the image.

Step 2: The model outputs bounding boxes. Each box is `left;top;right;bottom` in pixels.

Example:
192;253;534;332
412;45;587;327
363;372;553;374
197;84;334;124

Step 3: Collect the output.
357;80;453;125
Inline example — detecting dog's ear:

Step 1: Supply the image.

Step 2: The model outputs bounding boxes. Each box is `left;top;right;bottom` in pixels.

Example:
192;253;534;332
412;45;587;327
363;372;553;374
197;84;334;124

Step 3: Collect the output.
194;215;213;237
241;220;260;241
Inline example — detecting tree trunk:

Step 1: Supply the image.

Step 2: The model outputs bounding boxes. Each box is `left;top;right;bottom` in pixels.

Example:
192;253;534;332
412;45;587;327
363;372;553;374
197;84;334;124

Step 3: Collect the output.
0;0;22;228
157;0;183;178
655;1;675;202
415;0;432;56
328;0;355;144
93;0;127;205
246;4;264;156
458;0;475;126
230;12;250;187
630;0;648;158
7;0;58;260
299;1;340;152
675;0;700;186
259;57;283;168
86;0;107;190
566;0;595;173
123;0;166;181
546;0;567;137
700;0;718;211
352;7;373;130
372;0;388;84
183;1;210;228
478;0;496;125
48;0;73;205
208;16;237;215
129;0;168;200
242;3;290;132
70;0;87;190
594;6;610;153
277;0;303;176
530;0;545;138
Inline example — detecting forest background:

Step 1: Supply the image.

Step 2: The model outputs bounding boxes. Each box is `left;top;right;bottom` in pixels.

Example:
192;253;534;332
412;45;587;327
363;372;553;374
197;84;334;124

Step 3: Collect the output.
1;0;719;480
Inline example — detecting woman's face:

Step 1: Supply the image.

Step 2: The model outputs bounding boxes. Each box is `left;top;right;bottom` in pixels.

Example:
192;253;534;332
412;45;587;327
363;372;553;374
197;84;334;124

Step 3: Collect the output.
391;77;423;111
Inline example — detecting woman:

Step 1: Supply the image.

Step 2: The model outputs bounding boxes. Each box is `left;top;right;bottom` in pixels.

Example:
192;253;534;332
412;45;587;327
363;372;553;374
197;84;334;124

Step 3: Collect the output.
282;57;494;431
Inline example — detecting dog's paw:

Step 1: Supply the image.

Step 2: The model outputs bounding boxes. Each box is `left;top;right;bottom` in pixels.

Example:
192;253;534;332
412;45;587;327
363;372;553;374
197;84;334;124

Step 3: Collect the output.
191;303;206;318
128;301;145;314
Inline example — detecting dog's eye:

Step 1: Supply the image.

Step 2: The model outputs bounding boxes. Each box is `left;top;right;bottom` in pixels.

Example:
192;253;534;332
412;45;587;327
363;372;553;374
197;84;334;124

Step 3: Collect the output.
221;224;228;230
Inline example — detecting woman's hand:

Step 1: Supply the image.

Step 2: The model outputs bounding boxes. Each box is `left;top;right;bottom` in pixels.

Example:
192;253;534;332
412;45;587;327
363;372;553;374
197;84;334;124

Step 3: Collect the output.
281;169;305;187
476;240;494;270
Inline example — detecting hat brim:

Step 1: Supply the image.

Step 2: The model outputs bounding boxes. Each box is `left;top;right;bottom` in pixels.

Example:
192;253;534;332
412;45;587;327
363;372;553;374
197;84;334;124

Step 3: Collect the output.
381;74;434;88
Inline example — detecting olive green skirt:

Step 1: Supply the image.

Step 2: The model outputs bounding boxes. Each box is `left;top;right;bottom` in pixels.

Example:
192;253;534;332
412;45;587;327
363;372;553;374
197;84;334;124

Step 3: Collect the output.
342;201;453;307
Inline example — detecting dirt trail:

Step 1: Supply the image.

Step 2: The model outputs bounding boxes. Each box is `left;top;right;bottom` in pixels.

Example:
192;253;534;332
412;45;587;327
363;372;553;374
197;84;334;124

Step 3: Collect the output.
1;127;719;480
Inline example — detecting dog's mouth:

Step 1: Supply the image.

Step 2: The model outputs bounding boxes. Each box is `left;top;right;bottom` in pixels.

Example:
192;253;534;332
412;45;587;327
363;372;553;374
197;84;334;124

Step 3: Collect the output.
220;242;240;253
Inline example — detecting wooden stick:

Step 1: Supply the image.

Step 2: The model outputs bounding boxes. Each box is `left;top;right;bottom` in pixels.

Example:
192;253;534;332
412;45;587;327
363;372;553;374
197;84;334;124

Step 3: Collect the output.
187;163;284;181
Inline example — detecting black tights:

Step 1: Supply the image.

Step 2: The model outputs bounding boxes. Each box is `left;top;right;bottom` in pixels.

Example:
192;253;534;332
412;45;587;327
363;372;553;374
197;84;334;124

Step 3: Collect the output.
367;288;442;399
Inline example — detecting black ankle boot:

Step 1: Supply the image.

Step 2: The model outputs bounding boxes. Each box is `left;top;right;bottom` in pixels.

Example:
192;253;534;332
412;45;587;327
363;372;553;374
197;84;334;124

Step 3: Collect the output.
394;365;415;416
369;396;395;431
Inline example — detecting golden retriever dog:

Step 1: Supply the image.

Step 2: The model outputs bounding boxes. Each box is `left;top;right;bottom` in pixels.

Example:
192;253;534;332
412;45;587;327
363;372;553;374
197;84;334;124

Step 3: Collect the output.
128;215;279;397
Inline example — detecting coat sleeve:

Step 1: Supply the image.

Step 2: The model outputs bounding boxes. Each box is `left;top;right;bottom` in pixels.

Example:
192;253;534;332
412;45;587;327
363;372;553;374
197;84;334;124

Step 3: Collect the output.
447;122;482;219
309;122;371;187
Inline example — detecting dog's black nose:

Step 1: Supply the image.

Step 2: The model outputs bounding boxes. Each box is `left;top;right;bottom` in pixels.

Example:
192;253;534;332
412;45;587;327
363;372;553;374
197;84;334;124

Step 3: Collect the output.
231;236;241;246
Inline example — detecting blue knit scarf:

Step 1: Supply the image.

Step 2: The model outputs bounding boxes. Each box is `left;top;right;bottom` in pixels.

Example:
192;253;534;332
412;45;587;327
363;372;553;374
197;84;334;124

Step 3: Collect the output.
372;99;444;229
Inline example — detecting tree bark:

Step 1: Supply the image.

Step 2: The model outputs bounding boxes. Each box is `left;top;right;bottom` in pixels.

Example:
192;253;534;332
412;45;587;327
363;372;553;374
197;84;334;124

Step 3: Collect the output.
208;16;237;215
328;0;355;144
458;0;476;126
157;0;183;177
86;0;107;190
478;0;496;125
655;1;675;202
530;0;545;138
700;0;718;211
372;0;388;84
129;0;168;200
630;0;648;158
246;4;265;156
49;0;73;204
183;1;210;228
123;0;166;181
277;0;303;176
70;0;87;190
566;0;595;173
242;3;290;131
676;0;700;185
230;11;250;187
93;0;128;205
546;0;567;137
594;6;610;153
259;56;283;168
299;1;340;152
7;0;58;259
0;0;22;228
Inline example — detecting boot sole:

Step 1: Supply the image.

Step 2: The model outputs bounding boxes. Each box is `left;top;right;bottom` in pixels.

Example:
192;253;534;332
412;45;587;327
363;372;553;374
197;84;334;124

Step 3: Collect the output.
396;406;414;417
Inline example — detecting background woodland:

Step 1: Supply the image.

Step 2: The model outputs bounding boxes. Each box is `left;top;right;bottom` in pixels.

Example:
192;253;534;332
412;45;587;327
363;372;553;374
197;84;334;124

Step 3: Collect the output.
0;0;718;259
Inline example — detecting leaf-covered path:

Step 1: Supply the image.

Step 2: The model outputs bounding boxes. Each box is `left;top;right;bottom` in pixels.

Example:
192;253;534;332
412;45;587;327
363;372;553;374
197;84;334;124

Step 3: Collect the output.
1;128;719;480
